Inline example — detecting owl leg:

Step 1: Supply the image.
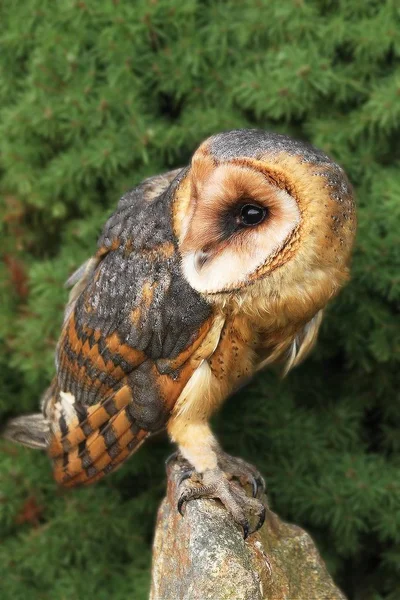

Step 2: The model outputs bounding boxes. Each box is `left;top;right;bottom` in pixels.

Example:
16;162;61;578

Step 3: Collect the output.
168;421;266;538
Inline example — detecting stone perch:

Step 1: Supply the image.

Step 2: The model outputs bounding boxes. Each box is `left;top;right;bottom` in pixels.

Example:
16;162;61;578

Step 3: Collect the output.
150;459;346;600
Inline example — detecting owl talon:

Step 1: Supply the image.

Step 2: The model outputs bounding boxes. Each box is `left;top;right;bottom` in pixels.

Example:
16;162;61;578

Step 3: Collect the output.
165;450;181;467
177;493;188;517
177;482;209;516
215;451;266;498
251;477;258;498
176;466;266;538
252;476;266;497
257;505;267;531
178;468;195;487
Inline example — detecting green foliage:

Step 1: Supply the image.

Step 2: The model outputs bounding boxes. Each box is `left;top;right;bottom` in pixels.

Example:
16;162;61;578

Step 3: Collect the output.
1;1;399;598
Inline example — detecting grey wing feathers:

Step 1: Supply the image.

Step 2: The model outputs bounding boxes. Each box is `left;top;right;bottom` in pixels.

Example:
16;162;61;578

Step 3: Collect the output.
64;257;100;324
140;169;183;203
2;413;50;450
63;169;183;326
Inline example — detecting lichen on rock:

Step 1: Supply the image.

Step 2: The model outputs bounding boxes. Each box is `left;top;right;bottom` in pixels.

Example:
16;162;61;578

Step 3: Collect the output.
150;459;346;600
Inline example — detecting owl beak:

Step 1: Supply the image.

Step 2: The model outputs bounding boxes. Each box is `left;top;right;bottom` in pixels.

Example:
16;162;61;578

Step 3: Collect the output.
194;249;210;272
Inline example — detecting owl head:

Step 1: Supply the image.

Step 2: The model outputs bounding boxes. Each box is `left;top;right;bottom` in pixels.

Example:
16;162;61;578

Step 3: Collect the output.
173;129;356;323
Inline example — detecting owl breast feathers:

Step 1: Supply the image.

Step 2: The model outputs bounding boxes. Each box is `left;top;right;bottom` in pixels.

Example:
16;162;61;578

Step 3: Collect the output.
4;129;356;491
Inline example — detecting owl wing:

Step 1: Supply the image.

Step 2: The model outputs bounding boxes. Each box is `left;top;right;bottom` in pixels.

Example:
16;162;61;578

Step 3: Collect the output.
45;168;223;487
62;168;183;324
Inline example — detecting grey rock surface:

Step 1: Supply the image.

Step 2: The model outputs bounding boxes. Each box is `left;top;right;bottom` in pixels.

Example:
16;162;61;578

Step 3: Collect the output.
150;459;346;600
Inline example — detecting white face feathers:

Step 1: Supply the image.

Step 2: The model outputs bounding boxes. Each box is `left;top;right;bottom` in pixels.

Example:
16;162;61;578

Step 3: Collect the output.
180;163;301;293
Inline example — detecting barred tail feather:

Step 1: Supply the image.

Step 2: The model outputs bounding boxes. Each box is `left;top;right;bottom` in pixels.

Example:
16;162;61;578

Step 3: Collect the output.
1;413;50;450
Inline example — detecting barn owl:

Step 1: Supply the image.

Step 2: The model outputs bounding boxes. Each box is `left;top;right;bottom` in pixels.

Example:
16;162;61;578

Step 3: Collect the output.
3;129;356;537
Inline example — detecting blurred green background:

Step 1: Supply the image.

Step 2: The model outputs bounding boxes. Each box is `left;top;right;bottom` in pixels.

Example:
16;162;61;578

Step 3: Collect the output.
0;1;399;599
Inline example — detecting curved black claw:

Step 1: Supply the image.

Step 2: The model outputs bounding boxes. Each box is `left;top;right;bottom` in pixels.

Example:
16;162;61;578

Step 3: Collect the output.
178;468;194;488
240;505;265;539
255;505;266;533
177;493;187;517
177;484;204;517
252;475;266;498
165;451;179;467
242;522;250;540
251;475;260;498
216;452;266;499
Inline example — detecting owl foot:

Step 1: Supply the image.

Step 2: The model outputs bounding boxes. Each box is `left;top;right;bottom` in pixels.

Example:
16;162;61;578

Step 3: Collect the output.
177;466;266;539
214;451;266;498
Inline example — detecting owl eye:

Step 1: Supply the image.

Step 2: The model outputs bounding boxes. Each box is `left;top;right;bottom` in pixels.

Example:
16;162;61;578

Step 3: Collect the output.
239;204;267;227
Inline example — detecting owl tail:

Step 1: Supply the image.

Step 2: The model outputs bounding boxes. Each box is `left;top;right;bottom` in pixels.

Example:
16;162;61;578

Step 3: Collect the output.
1;413;50;450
